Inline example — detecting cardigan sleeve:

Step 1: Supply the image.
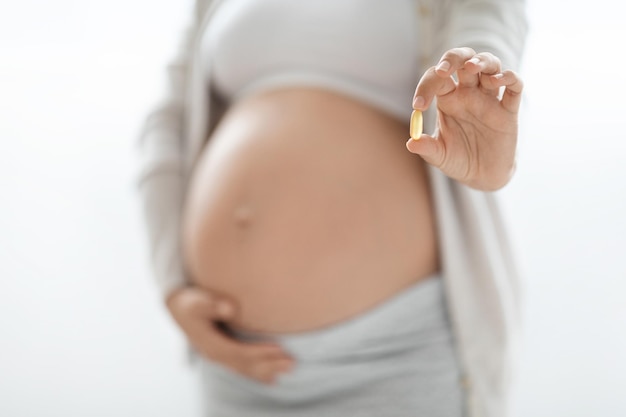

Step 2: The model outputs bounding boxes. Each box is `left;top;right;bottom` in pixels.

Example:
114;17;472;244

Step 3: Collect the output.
135;3;206;300
443;0;528;71
422;3;529;415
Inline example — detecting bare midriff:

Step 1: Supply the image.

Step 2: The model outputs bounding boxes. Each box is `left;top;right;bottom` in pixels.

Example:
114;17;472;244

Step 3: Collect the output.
182;88;439;334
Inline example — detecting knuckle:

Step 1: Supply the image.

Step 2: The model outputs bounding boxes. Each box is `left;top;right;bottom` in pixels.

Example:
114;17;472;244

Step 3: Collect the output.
441;50;455;60
428;65;439;74
418;67;441;87
184;293;212;316
504;69;517;79
449;47;475;59
502;70;524;92
186;302;204;317
168;290;190;311
478;51;496;61
422;66;439;79
475;52;501;71
442;48;462;63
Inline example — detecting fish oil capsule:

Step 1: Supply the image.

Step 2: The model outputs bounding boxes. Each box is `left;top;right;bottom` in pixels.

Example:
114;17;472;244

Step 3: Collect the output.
410;110;423;140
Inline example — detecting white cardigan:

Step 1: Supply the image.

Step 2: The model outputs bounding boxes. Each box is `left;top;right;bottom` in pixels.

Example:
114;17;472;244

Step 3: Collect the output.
136;1;528;415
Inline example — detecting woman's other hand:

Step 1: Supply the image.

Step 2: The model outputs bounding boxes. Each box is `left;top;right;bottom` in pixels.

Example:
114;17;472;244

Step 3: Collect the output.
407;48;523;191
166;287;295;384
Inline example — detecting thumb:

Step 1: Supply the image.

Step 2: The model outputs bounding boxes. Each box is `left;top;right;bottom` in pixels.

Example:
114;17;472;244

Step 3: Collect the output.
405;134;445;169
215;300;235;319
170;287;237;321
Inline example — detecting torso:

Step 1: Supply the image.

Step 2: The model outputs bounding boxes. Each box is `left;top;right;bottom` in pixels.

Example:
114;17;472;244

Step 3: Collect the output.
182;89;438;333
181;0;439;333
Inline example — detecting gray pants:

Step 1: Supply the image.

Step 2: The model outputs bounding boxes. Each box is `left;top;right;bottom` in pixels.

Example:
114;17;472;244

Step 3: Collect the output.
200;275;466;416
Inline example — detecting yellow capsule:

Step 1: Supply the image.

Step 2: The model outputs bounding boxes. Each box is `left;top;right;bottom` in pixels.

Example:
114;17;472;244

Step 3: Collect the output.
410;110;423;140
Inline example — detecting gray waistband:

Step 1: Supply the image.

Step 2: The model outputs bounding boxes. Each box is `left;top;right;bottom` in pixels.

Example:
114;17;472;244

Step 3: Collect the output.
201;274;466;416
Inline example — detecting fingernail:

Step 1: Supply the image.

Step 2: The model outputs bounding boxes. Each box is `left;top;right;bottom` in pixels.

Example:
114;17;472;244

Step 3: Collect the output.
412;95;425;109
467;57;480;65
436;60;450;72
492;73;504;80
216;301;233;316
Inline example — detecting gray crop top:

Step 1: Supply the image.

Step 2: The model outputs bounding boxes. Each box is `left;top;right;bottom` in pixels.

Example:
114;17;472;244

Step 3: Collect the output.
200;0;422;121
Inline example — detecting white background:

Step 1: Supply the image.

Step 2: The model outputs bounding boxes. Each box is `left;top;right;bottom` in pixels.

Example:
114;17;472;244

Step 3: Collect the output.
1;0;624;415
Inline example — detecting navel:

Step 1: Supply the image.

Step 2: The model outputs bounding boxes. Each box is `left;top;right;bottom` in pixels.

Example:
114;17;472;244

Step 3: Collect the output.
233;205;254;228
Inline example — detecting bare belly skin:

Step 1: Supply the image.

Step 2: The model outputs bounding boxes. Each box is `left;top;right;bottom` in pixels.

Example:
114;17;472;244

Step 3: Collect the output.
182;88;439;334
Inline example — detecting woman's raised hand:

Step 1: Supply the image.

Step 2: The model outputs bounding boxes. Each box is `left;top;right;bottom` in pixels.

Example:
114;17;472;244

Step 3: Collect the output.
406;48;524;191
166;287;295;384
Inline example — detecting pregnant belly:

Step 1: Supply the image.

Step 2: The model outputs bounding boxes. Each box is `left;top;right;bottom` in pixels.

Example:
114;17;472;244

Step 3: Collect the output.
182;88;438;333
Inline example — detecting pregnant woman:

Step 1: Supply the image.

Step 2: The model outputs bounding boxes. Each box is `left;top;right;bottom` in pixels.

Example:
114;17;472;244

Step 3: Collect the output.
137;1;527;416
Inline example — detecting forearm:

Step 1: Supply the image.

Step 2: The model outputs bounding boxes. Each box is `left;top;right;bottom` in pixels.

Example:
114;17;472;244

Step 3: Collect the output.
136;7;202;299
137;162;187;298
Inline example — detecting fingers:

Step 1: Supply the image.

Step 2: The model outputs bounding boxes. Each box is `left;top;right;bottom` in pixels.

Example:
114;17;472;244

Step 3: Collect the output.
167;287;296;385
463;52;502;95
434;47;477;75
202;328;295;384
412;49;505;109
457;52;502;89
412;66;456;110
193;318;295;385
413;47;478;110
168;287;236;323
232;344;295;384
491;70;524;113
436;47;478;88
